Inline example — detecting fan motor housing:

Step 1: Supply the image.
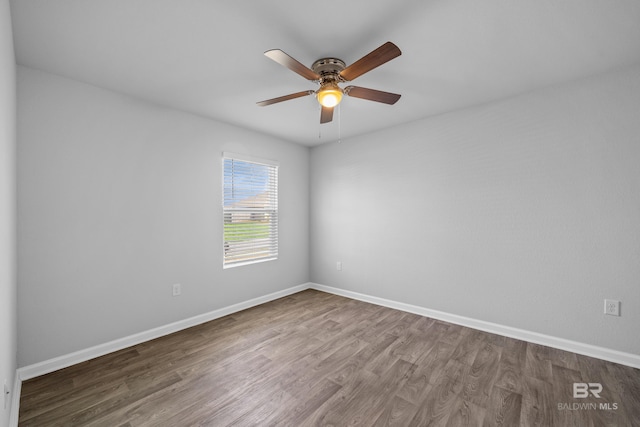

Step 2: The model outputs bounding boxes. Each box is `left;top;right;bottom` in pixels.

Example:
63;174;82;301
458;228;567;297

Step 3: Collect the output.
311;58;346;79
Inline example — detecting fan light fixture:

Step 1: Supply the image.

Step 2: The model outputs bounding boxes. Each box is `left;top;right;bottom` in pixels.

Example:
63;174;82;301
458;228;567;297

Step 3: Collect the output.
317;82;343;108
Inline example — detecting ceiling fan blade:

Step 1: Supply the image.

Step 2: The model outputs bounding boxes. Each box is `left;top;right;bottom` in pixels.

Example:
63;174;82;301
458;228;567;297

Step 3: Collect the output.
339;42;401;81
256;90;314;107
264;49;320;81
320;106;334;124
345;86;401;105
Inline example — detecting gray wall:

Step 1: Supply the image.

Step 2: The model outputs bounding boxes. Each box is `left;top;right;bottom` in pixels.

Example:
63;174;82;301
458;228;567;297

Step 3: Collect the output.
17;67;310;366
310;64;640;356
0;0;16;425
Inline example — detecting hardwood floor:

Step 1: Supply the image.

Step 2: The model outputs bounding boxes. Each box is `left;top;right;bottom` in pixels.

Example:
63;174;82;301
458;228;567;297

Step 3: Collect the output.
19;289;640;426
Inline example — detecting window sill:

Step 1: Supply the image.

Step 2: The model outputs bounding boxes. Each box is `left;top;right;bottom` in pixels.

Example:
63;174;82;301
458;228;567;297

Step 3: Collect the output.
223;257;278;269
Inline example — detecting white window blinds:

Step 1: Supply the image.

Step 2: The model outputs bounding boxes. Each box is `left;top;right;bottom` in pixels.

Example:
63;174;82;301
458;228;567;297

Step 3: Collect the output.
222;153;278;268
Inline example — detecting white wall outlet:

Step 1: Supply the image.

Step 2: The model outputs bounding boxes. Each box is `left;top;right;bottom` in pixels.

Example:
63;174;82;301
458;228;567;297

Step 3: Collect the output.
336;261;342;271
172;283;181;296
604;299;620;316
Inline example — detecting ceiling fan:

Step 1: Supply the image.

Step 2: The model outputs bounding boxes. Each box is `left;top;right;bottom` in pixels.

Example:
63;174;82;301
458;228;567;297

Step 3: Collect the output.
257;41;402;124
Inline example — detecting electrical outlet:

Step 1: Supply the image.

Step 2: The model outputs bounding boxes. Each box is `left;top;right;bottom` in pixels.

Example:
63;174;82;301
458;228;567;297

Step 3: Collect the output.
172;283;181;296
604;299;620;316
336;261;342;271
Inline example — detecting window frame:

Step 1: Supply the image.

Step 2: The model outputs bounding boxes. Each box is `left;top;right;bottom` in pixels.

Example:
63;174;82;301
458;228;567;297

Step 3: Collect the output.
222;152;279;269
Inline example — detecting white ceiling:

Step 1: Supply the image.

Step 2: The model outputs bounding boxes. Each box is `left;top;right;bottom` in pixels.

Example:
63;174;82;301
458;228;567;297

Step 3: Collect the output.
10;0;640;146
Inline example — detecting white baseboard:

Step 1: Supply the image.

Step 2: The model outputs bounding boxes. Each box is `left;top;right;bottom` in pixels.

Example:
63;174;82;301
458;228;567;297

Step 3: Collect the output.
8;372;21;427
17;283;310;382
309;283;640;369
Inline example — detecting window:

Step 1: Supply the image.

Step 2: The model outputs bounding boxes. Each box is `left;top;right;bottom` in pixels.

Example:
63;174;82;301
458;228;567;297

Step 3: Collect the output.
222;152;278;268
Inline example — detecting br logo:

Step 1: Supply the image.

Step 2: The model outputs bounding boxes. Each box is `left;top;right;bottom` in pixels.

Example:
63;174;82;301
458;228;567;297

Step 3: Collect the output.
573;383;602;398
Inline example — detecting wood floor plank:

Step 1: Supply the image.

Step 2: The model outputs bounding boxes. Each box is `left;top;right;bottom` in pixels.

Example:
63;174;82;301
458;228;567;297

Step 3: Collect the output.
20;348;141;416
493;340;526;394
356;308;406;341
301;367;380;425
318;358;417;426
409;370;460;426
397;341;456;405
261;378;342;426
461;342;502;407
524;343;553;384
445;397;486;427
604;361;640;423
434;359;472;396
18;289;640;426
520;375;553;427
44;372;180;426
450;329;484;366
409;315;437;336
199;380;290;426
392;330;439;364
483;386;522;426
548;347;579;371
439;323;468;347
326;333;398;386
283;335;369;396
385;311;422;337
550;364;595;427
372;395;418;426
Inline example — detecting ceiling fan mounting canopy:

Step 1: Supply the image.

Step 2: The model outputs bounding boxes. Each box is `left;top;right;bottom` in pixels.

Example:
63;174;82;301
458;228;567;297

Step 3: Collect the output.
257;42;402;124
311;58;346;76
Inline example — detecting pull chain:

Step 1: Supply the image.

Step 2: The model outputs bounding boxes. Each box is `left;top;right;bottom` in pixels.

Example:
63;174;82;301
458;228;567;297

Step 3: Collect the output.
317;104;342;143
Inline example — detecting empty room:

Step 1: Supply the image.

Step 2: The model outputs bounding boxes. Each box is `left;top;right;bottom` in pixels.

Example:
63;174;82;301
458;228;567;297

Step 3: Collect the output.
1;0;640;426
